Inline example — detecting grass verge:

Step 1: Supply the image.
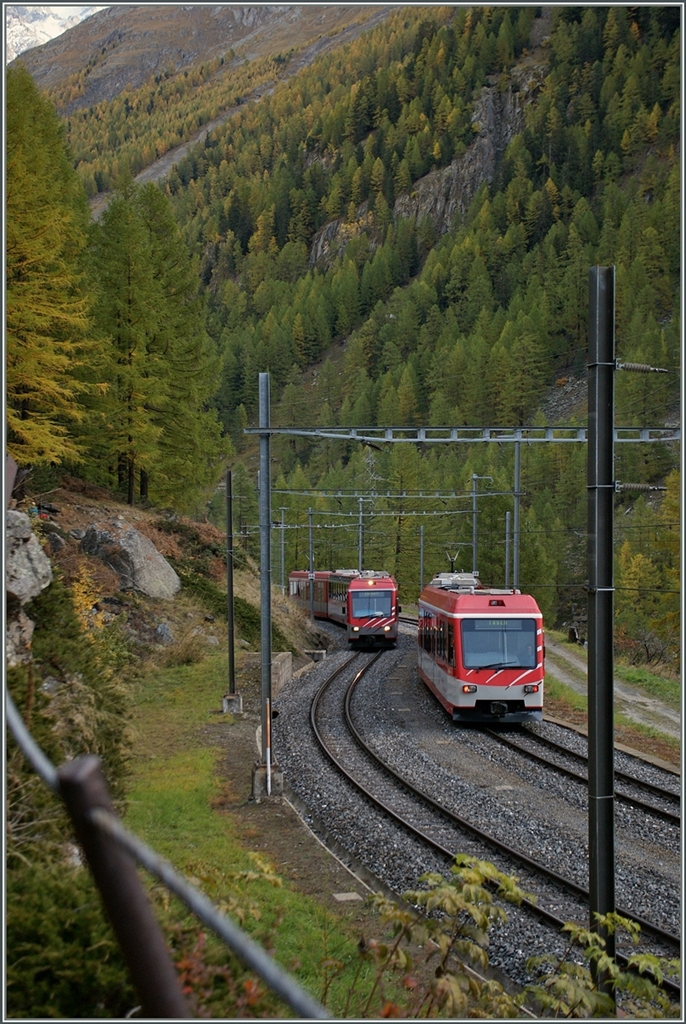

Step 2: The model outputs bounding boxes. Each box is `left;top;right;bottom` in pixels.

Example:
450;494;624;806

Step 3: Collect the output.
546;629;680;709
543;674;680;762
123;650;377;1017
613;665;680;709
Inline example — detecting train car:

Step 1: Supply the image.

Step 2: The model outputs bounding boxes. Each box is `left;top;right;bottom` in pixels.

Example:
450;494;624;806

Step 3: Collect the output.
288;569;399;647
418;572;544;724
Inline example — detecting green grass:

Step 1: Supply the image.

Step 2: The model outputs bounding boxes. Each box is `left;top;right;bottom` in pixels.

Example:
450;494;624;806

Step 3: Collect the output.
545;628;681;709
545;650;588;688
544;667;680;757
613;665;681;709
543;673;589;714
613;715;681;754
124;651;377;1016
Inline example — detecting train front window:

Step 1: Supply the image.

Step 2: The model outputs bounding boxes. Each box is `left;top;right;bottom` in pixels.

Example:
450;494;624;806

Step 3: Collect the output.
351;590;392;619
461;618;537;669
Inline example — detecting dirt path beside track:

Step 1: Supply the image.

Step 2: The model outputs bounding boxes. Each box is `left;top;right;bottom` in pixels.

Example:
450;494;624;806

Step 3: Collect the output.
545;636;681;741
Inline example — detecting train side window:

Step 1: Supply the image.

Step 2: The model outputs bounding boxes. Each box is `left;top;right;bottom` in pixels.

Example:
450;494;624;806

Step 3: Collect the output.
444;621;449;661
448;624;455;666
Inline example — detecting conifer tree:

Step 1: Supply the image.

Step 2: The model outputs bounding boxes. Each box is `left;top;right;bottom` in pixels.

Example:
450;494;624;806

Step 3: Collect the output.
6;67;95;466
84;180;227;507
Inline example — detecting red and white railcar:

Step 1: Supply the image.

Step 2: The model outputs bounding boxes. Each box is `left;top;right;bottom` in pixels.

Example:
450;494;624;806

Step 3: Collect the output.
289;569;399;647
418;572;544;724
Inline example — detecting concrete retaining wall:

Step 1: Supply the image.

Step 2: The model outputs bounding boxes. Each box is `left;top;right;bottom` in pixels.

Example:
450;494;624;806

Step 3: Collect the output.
271;651;292;697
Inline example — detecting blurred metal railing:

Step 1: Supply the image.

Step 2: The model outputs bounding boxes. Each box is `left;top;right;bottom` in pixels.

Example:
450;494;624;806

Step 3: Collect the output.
6;691;329;1019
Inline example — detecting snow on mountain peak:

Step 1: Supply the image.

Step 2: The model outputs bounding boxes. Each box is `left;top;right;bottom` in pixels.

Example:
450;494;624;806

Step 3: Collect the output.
5;5;109;63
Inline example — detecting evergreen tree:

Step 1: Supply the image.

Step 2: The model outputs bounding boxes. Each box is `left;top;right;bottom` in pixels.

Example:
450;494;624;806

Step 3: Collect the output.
6;67;95;466
85;181;228;507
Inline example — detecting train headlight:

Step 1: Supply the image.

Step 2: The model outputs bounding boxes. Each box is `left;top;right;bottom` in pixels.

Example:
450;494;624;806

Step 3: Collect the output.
524;684;539;694
462;684;477;694
352;626;360;632
383;625;391;631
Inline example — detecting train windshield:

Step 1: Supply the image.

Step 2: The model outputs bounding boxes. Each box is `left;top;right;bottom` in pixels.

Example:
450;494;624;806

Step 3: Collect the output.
351;590;393;619
461;618;537;669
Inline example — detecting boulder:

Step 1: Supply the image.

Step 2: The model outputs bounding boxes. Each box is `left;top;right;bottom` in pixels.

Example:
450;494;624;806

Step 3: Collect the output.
6;510;53;666
6;607;37;667
154;622;174;645
80;519;181;599
6;510;53;604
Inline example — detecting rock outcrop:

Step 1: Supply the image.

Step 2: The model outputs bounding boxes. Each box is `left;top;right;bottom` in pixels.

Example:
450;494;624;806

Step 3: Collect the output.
6;510;53;667
308;58;547;271
80;519;181;599
394;79;529;234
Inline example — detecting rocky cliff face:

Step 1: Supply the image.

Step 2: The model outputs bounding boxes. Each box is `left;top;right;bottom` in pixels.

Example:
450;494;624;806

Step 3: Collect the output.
309;58;547;272
394;75;533;234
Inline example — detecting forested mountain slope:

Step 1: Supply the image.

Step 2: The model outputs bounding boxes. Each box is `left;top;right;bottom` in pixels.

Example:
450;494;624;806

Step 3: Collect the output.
6;11;680;1017
11;3;394;195
9;5;681;651
157;5;679;635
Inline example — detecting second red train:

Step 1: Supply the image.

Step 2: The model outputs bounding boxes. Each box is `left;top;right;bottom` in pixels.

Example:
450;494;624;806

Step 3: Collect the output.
288;568;400;647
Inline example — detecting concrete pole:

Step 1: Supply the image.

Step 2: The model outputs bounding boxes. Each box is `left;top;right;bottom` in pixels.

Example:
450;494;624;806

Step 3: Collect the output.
513;442;521;589
358;497;363;572
505;510;511;589
308;506;315;624
587;266;616;980
419;523;424;591
471;474;478;573
258;374;272;770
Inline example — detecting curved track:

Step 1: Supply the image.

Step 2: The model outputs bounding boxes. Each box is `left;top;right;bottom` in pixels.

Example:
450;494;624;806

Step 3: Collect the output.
307;650;680;999
485;728;680;825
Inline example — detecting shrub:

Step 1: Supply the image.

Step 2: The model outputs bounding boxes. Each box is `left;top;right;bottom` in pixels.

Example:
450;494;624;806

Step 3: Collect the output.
327;857;681;1019
525;913;681;1019
6;861;137;1019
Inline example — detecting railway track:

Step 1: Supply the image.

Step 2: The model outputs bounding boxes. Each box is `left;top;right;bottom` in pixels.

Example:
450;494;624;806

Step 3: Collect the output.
306;648;680;1000
485;727;681;825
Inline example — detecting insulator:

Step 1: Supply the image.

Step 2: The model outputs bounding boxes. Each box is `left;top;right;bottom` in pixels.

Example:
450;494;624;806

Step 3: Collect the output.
616;361;669;373
615;482;666;492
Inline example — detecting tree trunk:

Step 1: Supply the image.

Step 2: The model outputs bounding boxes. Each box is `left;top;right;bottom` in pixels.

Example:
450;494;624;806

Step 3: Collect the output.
127;458;135;506
140;468;148;501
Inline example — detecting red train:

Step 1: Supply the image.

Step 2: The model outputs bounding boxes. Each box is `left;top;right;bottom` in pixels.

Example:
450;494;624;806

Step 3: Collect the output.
418;572;544;724
288;569;399;647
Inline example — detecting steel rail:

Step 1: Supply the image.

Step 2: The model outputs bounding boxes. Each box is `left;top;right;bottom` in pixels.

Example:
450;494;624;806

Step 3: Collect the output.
484;729;680;826
344;674;678;949
522;726;681;784
396;618;679;779
307;656;680;999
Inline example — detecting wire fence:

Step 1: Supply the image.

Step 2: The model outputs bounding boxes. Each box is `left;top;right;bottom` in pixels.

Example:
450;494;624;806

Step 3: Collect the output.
6;690;330;1019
